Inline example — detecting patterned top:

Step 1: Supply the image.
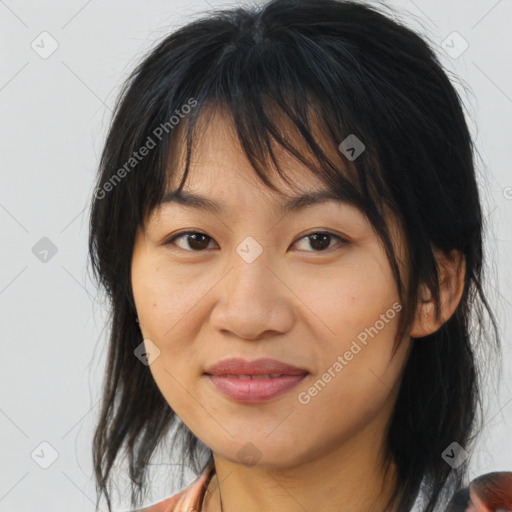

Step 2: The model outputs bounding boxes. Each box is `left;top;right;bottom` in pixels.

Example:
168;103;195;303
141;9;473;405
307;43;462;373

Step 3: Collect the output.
138;462;216;512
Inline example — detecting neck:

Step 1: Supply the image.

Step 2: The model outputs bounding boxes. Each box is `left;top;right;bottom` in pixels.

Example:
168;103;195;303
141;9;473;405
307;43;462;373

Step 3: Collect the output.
202;423;399;512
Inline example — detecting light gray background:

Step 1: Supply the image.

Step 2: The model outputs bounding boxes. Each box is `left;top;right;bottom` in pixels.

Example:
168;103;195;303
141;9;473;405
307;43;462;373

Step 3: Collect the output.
1;0;511;510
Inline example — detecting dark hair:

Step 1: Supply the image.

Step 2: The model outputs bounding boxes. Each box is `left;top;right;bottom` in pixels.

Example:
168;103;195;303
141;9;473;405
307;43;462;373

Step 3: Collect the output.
88;1;501;511
445;487;471;512
471;472;512;510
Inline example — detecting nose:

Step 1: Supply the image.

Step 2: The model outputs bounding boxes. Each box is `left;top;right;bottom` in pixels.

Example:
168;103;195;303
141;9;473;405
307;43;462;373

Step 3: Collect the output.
209;252;295;340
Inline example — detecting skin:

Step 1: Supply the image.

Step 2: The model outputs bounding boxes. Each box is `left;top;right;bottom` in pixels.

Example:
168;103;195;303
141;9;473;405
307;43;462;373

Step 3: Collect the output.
131;107;466;512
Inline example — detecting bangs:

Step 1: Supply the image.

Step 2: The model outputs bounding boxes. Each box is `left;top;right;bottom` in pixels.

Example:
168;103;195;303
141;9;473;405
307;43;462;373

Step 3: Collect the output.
164;96;365;209
134;9;399;230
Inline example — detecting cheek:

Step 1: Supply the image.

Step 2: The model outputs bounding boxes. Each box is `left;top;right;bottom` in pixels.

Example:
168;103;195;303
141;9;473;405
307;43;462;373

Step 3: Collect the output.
131;255;216;418
295;250;400;343
131;255;210;343
290;333;409;464
131;259;206;414
285;261;406;435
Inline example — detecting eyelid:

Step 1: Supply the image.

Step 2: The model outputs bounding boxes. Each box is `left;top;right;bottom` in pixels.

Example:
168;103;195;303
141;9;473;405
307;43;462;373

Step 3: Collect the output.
163;229;350;252
162;230;218;251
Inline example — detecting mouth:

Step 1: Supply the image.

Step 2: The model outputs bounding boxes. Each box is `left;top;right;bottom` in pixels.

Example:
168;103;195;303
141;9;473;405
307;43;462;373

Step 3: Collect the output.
204;372;309;403
203;357;310;403
205;373;299;379
204;356;309;376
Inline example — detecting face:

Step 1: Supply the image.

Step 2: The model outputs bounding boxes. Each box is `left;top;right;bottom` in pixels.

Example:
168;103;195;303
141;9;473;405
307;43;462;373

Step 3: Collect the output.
131;108;413;469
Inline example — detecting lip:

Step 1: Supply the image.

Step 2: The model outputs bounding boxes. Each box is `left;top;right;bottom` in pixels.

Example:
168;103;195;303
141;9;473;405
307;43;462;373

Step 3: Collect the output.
203;357;309;403
204;357;309;376
205;374;308;403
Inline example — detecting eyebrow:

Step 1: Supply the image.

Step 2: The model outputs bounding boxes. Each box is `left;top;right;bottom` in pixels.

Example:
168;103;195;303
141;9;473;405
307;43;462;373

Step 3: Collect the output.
159;189;354;214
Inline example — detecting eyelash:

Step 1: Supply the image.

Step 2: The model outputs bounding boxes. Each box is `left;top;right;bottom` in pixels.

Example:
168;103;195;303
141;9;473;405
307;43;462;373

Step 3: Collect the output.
163;230;348;254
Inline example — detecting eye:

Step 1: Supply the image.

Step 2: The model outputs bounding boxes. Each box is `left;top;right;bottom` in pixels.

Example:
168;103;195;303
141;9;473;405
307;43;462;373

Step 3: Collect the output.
165;231;216;251
292;231;347;252
164;230;347;253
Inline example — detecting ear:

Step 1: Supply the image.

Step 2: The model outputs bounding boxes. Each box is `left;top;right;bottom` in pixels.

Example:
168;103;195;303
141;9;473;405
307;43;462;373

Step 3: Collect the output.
409;248;466;338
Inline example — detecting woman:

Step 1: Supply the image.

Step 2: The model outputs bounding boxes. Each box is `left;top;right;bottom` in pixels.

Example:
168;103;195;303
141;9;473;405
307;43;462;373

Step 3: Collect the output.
88;1;504;511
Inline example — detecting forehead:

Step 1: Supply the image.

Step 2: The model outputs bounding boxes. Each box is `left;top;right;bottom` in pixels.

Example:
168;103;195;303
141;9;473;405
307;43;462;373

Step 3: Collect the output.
164;102;358;198
156;118;368;228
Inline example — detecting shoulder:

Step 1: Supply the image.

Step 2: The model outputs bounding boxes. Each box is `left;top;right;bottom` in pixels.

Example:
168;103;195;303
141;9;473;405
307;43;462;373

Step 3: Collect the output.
136;461;215;512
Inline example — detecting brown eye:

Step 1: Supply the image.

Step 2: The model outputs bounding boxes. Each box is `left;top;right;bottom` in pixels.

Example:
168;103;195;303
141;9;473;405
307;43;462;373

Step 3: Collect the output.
166;231;215;251
164;230;347;253
293;231;346;252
